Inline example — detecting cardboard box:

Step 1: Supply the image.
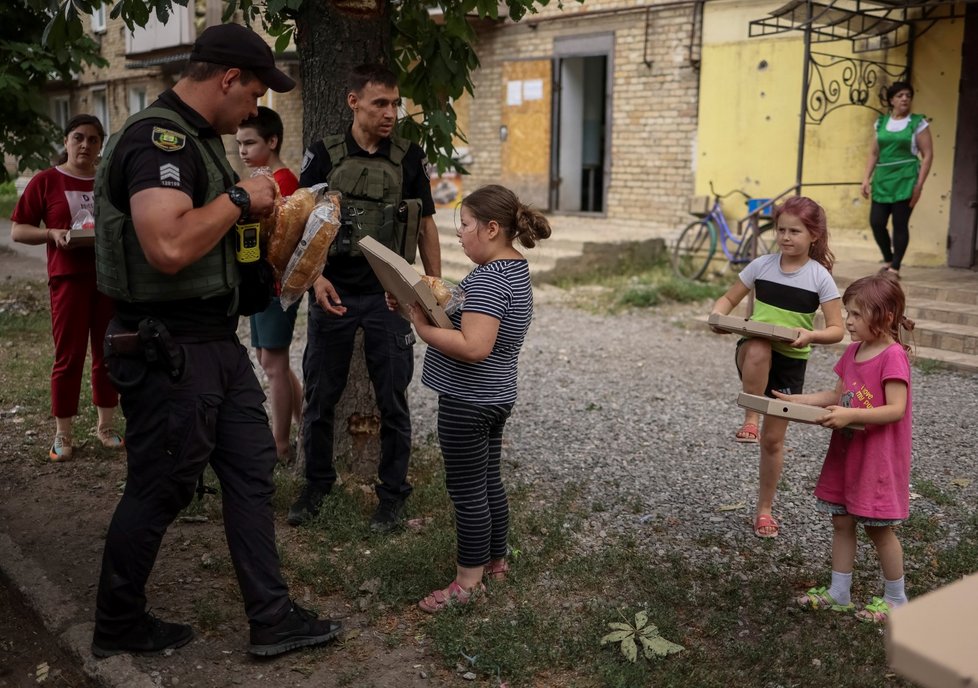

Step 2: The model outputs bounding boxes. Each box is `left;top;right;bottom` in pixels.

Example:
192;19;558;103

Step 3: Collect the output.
358;236;452;328
708;313;800;343
888;573;978;688
737;393;864;430
66;227;95;247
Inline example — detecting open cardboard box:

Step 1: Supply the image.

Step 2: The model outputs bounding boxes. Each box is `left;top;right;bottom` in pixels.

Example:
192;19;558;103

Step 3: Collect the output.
359;236;452;328
887;573;978;688
708;313;800;342
66;227;95;247
737;392;864;430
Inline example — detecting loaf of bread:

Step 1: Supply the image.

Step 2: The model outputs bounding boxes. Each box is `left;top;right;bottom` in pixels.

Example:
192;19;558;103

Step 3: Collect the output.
279;192;342;309
267;188;315;277
420;275;452;306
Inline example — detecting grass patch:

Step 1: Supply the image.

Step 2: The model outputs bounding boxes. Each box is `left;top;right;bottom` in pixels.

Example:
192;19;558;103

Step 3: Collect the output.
912;476;957;506
0;180;17;217
913;357;947;375
552;257;726;312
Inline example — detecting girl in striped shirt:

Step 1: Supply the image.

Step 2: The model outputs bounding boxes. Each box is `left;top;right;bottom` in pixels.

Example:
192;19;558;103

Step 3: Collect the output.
405;184;551;613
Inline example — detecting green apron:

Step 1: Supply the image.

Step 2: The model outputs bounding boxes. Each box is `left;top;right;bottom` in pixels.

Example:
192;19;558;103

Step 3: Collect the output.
871;113;925;204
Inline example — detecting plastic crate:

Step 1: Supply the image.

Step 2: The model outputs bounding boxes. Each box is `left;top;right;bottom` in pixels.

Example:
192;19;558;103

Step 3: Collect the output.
746;198;772;218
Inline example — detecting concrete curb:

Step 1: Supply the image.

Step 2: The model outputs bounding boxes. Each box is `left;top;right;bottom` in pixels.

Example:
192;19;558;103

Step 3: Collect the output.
0;533;156;688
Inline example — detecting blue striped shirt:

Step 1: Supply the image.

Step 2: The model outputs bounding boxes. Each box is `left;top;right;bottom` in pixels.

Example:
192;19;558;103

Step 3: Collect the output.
421;259;533;405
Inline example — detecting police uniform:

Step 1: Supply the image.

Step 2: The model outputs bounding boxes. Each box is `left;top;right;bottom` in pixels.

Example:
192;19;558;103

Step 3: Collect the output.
93;89;291;638
297;129;435;508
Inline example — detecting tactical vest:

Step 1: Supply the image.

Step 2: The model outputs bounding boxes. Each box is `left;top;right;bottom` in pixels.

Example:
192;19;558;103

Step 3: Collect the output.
325;134;422;262
95;107;239;302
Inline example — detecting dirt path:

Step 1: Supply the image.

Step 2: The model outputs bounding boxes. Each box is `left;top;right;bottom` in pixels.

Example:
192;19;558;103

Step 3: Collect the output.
0;235;482;688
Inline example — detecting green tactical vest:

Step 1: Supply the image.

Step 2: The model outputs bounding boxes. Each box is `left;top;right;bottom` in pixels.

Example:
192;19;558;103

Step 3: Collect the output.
325;134;422;262
95;107;239;302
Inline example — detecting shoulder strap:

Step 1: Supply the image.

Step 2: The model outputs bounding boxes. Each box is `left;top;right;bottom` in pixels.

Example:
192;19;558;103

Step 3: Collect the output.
388;135;410;166
324;134;347;169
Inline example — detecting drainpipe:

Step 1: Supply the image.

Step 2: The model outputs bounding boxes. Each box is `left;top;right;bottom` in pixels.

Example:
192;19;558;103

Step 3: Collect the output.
796;0;812;193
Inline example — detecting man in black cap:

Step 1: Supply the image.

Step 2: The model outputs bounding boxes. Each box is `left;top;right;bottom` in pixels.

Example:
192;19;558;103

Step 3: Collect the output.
90;23;341;658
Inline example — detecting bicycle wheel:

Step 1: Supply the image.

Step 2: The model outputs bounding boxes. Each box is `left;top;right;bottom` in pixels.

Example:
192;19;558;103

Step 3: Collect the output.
730;222;777;272
672;220;717;280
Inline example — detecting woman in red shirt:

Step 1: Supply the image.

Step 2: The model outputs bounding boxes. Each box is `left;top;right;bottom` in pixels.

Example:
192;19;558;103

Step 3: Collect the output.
10;114;121;461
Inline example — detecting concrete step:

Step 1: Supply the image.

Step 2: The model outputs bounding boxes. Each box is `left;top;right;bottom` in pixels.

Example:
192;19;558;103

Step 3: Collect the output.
909;318;978;356
906;299;978;329
436;222;665;285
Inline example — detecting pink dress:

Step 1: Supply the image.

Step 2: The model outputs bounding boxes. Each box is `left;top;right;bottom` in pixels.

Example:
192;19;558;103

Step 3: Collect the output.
814;342;912;520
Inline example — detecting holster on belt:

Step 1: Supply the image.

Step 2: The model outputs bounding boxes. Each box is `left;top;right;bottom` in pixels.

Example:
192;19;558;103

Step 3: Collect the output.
104;319;185;380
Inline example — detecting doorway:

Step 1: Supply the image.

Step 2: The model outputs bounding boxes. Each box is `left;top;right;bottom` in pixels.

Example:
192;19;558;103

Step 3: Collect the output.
948;3;978;268
552;34;613;214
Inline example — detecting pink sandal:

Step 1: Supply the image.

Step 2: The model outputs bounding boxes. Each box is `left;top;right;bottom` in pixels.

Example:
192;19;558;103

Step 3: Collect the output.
418;580;485;614
484;559;510;582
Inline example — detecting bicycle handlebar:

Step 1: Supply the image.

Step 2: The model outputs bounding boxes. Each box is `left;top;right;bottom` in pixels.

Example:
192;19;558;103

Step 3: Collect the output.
708;180;752;202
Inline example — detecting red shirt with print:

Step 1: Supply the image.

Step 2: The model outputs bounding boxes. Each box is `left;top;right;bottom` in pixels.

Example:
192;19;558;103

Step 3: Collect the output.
11;167;97;278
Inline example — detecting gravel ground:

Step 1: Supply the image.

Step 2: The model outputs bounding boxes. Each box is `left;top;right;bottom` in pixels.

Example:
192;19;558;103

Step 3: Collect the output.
256;285;978;574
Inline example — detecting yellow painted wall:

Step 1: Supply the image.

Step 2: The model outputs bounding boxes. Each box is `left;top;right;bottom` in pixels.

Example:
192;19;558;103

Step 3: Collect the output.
698;0;963;265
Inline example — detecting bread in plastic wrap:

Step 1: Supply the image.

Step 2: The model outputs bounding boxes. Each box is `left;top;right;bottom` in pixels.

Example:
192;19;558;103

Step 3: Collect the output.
279;191;342;309
250;166;279;248
266;187;315;277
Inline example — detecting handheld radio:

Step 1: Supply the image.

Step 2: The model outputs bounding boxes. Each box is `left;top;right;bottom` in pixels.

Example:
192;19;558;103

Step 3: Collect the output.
234;221;261;264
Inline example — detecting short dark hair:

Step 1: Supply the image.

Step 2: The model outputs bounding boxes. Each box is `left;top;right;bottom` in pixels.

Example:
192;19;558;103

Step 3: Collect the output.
886;81;914;103
348;63;398;96
183;60;257;85
239;106;284;153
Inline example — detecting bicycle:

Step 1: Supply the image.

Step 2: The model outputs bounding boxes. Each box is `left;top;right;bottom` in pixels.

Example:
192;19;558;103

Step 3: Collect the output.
672;182;776;281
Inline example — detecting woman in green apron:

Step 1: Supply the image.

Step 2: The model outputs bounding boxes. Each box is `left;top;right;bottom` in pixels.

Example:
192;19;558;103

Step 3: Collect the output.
860;82;934;278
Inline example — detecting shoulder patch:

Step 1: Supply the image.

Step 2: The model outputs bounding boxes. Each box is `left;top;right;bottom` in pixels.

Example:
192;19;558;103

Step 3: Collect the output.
300;149;314;174
421;155;431;180
152;126;186;152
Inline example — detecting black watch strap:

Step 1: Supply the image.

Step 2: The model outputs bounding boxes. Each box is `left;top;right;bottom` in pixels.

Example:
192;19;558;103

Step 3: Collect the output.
226;185;250;220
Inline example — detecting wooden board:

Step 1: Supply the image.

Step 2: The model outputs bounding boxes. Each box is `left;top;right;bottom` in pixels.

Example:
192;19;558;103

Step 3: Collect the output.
888;573;978;688
359;236;452;329
708;313;800;342
66;227;95;247
737;393;864;430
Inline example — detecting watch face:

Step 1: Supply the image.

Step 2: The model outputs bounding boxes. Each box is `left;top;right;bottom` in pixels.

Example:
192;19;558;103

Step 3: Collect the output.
228;186;250;208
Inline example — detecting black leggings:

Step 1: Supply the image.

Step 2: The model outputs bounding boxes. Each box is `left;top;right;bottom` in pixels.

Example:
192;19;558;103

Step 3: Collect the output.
870;199;912;270
437;395;513;568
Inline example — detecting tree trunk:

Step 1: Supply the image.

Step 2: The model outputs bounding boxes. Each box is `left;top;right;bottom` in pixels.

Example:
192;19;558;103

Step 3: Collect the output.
294;4;393;481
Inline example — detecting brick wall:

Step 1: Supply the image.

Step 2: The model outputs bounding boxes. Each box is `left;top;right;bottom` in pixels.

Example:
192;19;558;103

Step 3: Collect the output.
463;0;701;237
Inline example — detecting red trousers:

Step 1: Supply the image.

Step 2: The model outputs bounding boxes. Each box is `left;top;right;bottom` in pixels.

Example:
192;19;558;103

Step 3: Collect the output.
48;273;117;418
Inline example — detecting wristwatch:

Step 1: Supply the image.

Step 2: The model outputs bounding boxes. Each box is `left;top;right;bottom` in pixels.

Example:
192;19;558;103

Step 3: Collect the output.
226;185;251;220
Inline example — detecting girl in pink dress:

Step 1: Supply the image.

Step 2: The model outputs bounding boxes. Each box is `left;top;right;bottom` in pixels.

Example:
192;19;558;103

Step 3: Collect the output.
774;273;914;623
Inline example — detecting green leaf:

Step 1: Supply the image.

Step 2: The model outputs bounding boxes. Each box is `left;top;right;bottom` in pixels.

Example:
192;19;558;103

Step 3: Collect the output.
639;622;660;638
600;630;633;644
620;636;638;662
607;622;633;632
634;611;649;630
641;635;685;658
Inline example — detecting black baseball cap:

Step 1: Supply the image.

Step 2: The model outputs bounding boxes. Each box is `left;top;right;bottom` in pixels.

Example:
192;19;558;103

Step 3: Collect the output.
190;23;296;93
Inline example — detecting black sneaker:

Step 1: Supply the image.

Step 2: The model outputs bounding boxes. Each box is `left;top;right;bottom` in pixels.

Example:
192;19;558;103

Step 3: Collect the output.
248;602;342;657
287;483;329;526
91;613;194;658
369;498;406;533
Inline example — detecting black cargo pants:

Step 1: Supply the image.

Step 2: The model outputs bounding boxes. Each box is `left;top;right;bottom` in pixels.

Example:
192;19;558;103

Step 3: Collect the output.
94;319;290;636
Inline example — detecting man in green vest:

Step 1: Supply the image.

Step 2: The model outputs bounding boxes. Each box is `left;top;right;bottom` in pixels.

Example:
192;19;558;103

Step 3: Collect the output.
289;63;441;531
91;23;341;658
